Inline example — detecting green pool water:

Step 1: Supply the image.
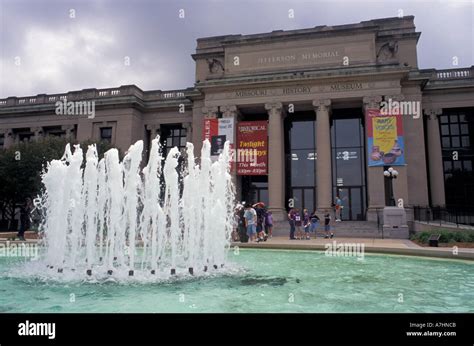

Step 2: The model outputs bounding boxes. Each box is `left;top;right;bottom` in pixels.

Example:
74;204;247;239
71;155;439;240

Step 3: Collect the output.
0;249;473;313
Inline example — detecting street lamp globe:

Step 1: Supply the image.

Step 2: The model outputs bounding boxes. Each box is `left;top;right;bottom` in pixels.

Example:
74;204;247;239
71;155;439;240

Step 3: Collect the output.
384;170;390;177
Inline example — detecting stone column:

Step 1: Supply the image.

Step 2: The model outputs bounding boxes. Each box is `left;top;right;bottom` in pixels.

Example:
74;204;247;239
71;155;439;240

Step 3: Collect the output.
146;124;161;140
182;122;193;143
363;96;385;222
383;94;409;206
425;108;445;207
202;106;219;119
0;128;13;148
313;99;332;212
265;102;286;221
61;125;75;140
31;127;43;141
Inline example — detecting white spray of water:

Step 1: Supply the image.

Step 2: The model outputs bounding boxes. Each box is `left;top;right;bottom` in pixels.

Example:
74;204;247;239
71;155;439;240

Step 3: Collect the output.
38;137;234;280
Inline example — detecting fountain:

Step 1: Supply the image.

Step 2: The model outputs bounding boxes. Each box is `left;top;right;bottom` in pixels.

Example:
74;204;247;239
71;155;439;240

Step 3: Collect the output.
2;138;473;311
36;137;234;280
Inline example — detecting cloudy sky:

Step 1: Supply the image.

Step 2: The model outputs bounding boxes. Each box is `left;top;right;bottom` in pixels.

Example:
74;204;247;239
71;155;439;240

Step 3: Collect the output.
0;0;472;98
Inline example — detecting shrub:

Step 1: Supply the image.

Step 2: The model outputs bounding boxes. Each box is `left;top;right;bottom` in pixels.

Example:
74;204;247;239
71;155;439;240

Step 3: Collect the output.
453;232;468;243
438;231;451;243
412;229;474;244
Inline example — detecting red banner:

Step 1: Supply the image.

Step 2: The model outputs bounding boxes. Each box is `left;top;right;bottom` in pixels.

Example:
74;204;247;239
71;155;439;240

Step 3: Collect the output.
236;121;268;175
202;118;219;144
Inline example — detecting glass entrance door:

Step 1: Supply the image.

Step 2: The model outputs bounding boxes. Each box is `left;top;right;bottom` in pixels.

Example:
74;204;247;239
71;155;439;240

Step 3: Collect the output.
241;176;268;206
292;187;315;213
284;112;317;213
330;109;367;220
336;187;363;220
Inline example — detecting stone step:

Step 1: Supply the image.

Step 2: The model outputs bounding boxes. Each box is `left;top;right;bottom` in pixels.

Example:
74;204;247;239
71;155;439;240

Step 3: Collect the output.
271;221;383;238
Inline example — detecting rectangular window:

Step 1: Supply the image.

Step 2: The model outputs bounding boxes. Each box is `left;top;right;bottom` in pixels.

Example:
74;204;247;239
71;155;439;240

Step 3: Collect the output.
440;107;474;207
330;112;366;220
284;113;316;213
160;124;188;157
463;160;472;172
100;127;113;143
443;160;452;172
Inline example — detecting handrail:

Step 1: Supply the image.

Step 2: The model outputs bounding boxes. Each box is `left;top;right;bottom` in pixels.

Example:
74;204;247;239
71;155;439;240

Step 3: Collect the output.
413;205;474;227
0;86;190;107
434;67;473;80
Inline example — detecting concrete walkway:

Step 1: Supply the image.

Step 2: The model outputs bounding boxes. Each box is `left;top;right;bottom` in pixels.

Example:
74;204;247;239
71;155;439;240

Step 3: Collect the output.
1;233;472;261
232;236;474;261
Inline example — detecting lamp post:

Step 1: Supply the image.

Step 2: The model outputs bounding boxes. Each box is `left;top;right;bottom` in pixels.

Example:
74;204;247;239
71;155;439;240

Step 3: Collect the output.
384;167;399;207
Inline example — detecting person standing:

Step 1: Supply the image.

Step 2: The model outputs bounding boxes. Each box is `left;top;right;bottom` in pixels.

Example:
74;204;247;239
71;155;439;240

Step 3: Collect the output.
18;197;32;241
254;203;267;242
324;212;334;239
303;208;311;240
264;211;273;239
244;204;257;242
294;208;303;240
335;196;342;222
238;205;248;243
310;210;320;238
288;208;296;240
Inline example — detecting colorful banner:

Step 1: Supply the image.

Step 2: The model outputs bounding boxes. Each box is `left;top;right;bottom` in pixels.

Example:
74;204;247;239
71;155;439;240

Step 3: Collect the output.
202;117;234;162
236;121;268;175
366;109;405;166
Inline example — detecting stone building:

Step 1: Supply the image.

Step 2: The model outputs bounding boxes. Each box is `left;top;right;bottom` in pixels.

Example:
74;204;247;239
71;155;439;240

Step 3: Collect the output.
1;16;473;231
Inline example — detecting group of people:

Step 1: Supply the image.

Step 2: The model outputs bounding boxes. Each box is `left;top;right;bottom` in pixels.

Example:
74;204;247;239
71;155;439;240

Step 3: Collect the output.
287;208;334;240
232;196;344;243
233;202;273;243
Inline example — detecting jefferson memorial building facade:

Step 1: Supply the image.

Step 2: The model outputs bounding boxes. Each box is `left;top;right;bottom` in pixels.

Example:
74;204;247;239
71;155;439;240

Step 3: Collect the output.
1;16;473;228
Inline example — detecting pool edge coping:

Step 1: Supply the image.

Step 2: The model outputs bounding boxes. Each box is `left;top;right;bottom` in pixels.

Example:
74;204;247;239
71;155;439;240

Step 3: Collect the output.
230;242;474;261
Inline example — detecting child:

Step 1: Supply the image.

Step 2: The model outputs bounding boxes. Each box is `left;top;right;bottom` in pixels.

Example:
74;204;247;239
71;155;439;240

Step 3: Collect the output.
294;209;303;240
303;208;311;240
310;210;320;238
324;213;334;239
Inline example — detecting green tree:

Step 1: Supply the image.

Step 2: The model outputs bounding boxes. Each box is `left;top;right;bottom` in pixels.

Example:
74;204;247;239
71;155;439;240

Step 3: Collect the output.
0;137;114;231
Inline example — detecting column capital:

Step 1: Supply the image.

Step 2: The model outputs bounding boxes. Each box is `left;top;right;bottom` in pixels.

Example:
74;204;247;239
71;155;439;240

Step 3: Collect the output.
202;106;219;119
61;125;75;138
0;128;12;136
31;126;43;134
312;99;331;110
265;102;283;113
220;105;239;118
145;123;159;131
182;122;193;142
424;108;443;120
61;124;75;131
363;95;382;109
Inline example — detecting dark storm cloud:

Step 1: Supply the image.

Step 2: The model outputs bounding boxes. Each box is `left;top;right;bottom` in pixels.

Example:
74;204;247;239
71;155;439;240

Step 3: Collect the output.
0;0;472;97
